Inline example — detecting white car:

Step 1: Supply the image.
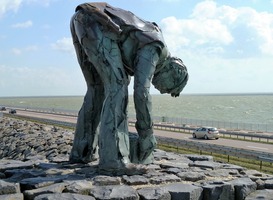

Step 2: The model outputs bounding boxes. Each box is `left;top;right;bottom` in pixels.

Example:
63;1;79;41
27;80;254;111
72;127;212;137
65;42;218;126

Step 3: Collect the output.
193;127;219;140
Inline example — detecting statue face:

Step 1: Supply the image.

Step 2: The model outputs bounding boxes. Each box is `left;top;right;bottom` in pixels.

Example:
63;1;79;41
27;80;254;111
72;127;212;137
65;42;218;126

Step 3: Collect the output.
152;58;188;97
152;71;174;94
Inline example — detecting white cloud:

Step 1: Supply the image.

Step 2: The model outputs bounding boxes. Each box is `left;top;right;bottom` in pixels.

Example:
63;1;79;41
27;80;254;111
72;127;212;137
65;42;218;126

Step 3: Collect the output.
0;64;85;96
11;48;22;55
11;20;32;28
161;16;233;57
245;10;273;55
0;0;23;17
51;37;74;54
160;1;273;58
24;0;54;7
145;0;181;2
0;0;55;17
11;45;38;55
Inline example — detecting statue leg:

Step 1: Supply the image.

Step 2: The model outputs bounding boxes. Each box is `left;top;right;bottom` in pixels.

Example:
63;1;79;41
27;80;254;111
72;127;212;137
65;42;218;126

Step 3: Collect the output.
134;45;159;164
69;68;104;163
70;14;104;163
71;11;131;170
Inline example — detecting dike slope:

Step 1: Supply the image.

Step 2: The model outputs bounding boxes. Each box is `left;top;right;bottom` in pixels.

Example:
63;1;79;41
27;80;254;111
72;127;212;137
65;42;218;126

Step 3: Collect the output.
0;117;273;200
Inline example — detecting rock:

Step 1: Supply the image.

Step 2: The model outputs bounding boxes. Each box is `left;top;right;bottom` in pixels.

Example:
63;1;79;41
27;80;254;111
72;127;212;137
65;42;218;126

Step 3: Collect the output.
162;167;182;175
0;193;24;200
89;185;139;200
159;159;190;169
221;163;245;172
229;177;257;200
20;176;64;191
0;160;34;171
0;180;20;195
122;175;149;185
5;168;46;182
23;182;67;200
177;171;206;182
64;180;93;195
186;155;214;162
150;174;181;184
164;183;203;200
92;175;121;186
255;179;265;190
201;181;235;200
0;172;6;179
137;187;171;200
189;161;222;170
34;193;95;200
245;189;273;200
204;168;238;178
265;179;273;189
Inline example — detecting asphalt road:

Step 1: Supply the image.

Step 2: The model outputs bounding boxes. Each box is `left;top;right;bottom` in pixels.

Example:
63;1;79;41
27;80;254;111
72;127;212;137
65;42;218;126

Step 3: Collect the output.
7;110;273;155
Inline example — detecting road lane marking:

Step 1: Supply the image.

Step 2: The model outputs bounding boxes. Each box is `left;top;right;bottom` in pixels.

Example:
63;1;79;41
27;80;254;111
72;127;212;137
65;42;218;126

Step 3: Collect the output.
247;146;268;150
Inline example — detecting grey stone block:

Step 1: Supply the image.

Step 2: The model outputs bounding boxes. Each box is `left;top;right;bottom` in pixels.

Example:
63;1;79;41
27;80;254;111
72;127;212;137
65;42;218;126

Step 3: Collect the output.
90;185;139;200
202;181;235;200
0;193;24;200
164;183;203;200
177;171;206;182
245;189;273;200
0;180;20;195
34;193;95;200
123;175;149;185
92;175;121;186
138;187;171;200
20;176;64;191
64;180;93;194
265;179;273;189
23;182;66;200
230;177;257;200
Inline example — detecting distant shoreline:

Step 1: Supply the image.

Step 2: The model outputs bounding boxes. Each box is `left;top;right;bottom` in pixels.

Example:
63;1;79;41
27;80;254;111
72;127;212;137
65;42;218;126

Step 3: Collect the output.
0;92;273;98
181;92;273;96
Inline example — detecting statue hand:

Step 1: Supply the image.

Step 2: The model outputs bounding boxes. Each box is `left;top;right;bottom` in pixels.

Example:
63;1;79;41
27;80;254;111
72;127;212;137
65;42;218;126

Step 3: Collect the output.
138;134;157;162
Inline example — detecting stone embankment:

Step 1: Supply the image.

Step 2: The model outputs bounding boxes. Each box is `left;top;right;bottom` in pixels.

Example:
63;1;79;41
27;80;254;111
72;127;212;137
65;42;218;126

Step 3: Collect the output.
0;117;273;200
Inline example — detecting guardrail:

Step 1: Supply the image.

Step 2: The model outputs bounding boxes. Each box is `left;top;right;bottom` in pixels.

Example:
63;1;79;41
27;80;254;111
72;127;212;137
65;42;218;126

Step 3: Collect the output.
4;113;273;168
129;121;273;144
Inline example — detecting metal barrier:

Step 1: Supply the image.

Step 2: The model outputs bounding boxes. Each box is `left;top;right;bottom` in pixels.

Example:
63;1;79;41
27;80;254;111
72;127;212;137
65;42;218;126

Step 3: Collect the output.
129;121;273;144
150;116;273;133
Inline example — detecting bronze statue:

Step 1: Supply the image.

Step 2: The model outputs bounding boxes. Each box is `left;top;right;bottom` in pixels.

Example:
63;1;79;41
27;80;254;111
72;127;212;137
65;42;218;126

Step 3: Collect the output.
69;2;188;174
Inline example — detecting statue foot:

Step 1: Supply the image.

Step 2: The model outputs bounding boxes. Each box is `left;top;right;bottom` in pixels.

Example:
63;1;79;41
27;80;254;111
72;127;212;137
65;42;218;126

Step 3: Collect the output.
69;156;97;164
99;163;148;176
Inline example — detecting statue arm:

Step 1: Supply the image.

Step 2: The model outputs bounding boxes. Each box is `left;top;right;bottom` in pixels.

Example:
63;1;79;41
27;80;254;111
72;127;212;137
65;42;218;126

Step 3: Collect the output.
133;45;160;162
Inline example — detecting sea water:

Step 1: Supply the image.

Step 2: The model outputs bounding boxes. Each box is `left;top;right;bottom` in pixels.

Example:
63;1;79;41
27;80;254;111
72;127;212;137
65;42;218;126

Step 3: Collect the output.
1;94;273;126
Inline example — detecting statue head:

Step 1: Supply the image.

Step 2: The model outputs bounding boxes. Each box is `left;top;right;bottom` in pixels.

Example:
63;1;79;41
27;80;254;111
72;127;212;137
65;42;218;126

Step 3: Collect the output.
152;57;188;97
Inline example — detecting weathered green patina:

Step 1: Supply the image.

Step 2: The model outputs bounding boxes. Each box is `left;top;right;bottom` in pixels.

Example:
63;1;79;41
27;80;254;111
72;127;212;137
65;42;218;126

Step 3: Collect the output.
69;2;188;174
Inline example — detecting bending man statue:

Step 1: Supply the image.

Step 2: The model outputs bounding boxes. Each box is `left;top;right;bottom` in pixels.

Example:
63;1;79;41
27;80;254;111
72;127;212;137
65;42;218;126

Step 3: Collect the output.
70;2;189;173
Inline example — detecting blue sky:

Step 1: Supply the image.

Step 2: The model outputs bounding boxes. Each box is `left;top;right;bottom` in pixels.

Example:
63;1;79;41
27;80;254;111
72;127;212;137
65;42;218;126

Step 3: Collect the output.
1;0;273;97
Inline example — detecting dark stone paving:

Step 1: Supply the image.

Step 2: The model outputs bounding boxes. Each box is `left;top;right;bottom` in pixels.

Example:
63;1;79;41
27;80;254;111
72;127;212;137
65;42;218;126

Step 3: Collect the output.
1;117;273;200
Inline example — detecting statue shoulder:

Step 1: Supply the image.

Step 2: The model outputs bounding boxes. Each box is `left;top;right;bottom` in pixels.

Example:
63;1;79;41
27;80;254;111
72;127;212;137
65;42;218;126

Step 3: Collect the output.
75;2;108;12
